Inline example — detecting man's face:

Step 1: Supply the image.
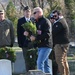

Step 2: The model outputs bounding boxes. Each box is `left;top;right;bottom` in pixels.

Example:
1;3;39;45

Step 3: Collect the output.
33;10;39;20
0;13;4;21
50;18;55;24
24;10;31;18
53;12;59;20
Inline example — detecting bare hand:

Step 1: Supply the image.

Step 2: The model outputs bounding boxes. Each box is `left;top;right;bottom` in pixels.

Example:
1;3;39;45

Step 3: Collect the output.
30;35;35;41
24;31;29;36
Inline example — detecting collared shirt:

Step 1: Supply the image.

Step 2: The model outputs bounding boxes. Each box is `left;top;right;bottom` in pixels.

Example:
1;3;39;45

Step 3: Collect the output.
25;17;30;22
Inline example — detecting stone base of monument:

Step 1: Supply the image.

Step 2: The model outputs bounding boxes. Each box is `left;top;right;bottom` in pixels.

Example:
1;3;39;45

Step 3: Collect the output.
0;59;12;75
45;73;51;75
26;70;51;75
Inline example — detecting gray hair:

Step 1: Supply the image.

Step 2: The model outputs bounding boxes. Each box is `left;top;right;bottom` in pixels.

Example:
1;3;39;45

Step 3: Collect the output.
33;7;43;15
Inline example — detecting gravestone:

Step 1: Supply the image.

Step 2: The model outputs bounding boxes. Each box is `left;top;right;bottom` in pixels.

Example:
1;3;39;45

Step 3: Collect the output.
26;70;46;75
49;59;53;75
0;59;12;75
26;70;51;75
13;50;26;74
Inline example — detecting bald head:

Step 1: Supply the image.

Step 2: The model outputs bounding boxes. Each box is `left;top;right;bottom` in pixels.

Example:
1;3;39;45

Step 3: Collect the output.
33;7;43;19
33;7;43;15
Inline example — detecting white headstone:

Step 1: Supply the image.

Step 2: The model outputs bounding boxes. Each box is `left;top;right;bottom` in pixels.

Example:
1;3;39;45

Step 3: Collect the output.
0;59;12;75
49;59;53;75
13;51;26;74
27;70;46;75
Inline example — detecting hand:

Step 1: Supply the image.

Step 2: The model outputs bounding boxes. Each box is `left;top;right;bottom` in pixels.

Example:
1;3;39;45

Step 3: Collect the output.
24;31;29;36
30;35;35;41
37;30;42;35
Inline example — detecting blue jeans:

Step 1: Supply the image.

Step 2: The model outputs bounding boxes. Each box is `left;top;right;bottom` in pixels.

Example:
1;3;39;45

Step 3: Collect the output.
37;47;52;73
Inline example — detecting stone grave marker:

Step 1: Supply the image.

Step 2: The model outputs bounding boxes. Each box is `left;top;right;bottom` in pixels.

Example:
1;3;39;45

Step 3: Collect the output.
0;59;12;75
26;70;45;75
26;70;51;75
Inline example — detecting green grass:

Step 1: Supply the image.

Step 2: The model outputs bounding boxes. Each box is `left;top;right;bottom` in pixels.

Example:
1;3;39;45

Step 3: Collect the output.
12;47;21;50
67;57;75;60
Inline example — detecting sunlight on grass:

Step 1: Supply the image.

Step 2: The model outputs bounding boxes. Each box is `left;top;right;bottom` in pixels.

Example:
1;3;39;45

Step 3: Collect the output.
12;47;22;51
67;57;75;60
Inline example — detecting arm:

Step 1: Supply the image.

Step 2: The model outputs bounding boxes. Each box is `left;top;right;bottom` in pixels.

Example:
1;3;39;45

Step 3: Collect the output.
36;19;52;40
10;21;15;47
17;20;23;47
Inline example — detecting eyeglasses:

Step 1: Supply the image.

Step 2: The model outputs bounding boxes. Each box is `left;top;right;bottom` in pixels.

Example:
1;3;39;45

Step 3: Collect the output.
0;13;3;15
33;11;39;14
50;17;54;19
53;15;57;18
33;12;37;14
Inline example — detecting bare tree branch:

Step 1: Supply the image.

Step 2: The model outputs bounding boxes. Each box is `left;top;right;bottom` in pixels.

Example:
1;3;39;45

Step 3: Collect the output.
0;2;6;12
20;0;25;9
19;0;25;14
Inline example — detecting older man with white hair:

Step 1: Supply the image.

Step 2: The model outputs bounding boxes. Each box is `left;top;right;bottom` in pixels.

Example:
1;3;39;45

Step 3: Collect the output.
30;7;52;74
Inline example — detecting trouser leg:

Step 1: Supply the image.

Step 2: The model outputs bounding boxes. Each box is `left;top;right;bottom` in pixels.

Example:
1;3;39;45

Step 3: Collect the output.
54;44;70;75
37;47;52;73
22;48;29;72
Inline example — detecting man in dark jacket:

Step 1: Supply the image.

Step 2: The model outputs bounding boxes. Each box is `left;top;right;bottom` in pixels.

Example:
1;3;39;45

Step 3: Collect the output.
52;10;70;75
30;7;52;74
49;14;58;75
0;10;14;47
17;6;33;72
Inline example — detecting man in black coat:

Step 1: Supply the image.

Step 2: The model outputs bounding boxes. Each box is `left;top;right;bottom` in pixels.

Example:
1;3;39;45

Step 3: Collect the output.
30;7;52;74
17;6;33;72
49;14;58;75
52;10;70;75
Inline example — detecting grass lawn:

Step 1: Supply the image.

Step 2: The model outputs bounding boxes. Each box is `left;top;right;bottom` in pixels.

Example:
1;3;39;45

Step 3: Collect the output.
67;57;75;60
12;47;21;50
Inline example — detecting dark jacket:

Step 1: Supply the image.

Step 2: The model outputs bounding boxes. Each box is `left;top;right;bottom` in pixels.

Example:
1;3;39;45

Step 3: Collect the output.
35;16;52;48
0;19;14;47
17;17;34;48
52;18;69;46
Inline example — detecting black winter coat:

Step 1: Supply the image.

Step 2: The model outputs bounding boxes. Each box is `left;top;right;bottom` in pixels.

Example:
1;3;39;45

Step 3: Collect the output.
17;17;34;48
52;18;69;46
35;16;52;48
